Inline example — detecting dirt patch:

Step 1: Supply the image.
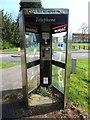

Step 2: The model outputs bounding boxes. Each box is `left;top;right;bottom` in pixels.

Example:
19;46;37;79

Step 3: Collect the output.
2;87;89;119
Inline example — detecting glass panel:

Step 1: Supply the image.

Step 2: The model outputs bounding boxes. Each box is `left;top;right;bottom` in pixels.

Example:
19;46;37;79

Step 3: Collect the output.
27;65;40;92
52;32;67;63
25;32;40;63
52;65;65;93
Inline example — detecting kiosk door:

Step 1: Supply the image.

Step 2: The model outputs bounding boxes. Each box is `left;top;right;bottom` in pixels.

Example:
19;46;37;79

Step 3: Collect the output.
51;24;69;108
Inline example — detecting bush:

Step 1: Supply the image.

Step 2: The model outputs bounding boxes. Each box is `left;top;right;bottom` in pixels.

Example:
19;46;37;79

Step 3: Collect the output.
2;40;13;49
88;46;90;50
0;39;2;49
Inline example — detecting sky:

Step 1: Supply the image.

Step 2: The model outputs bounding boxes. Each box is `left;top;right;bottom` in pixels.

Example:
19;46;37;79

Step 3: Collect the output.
0;0;89;33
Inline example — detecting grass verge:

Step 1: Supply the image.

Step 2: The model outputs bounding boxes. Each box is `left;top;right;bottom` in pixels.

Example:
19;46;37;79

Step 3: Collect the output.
69;60;89;112
72;43;89;50
52;59;89;112
0;62;20;69
0;47;18;52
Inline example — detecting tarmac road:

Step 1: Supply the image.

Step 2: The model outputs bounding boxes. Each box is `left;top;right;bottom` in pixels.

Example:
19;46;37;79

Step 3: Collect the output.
0;53;21;62
0;50;89;62
0;65;22;91
71;52;89;59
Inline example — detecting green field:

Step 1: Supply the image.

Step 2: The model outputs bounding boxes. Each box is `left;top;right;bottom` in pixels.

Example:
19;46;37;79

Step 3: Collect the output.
1;47;18;52
69;60;89;112
72;43;89;50
1;46;40;52
0;62;20;69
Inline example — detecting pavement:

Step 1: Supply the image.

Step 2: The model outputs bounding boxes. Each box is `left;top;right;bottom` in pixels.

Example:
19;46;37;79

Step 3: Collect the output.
0;65;23;120
0;65;22;91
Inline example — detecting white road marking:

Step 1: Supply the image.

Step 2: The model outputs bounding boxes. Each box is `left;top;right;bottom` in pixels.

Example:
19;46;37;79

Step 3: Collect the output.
82;54;85;56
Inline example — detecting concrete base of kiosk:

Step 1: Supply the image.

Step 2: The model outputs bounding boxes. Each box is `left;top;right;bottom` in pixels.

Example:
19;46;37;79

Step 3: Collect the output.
28;85;64;108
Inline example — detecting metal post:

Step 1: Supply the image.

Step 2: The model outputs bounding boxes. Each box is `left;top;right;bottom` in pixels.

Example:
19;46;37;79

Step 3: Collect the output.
71;58;77;74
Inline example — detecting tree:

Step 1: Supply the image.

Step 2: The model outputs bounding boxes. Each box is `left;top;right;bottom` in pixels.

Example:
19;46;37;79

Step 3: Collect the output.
2;11;19;49
2;11;13;49
20;1;42;11
1;1;43;49
11;20;19;47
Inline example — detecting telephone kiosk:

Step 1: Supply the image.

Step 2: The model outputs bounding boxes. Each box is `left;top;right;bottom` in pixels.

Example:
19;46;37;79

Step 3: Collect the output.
19;7;71;108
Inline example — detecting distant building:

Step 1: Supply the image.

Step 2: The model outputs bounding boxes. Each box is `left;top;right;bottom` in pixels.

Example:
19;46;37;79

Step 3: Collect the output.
88;1;90;34
72;33;90;43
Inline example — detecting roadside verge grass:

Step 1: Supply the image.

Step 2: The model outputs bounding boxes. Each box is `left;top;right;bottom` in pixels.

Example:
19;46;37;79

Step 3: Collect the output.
0;62;20;69
0;47;18;52
69;60;89;112
72;43;89;50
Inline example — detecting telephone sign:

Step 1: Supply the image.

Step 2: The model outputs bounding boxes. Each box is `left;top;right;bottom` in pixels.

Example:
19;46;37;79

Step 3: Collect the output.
25;15;68;24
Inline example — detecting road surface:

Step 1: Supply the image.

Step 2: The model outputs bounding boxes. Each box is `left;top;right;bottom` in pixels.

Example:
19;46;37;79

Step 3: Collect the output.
0;53;21;62
0;51;89;62
0;65;22;91
71;52;89;59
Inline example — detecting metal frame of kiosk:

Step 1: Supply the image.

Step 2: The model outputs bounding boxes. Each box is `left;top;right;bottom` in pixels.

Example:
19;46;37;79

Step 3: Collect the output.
19;8;71;108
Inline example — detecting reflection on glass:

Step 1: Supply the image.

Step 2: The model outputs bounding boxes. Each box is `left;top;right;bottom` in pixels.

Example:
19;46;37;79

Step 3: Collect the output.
52;65;65;93
25;32;40;63
52;32;67;63
27;65;40;92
